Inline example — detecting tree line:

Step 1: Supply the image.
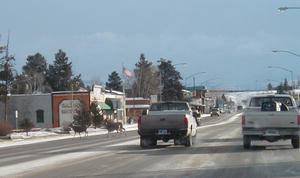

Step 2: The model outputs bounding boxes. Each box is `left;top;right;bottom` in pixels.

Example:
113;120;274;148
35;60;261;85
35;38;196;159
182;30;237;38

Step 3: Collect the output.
0;36;184;102
267;78;292;93
106;53;184;101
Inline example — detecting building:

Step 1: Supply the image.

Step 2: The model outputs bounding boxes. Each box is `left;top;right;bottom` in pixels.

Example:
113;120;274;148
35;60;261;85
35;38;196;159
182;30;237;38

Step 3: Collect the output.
125;97;151;123
0;93;52;129
52;91;90;127
186;86;208;113
90;85;126;123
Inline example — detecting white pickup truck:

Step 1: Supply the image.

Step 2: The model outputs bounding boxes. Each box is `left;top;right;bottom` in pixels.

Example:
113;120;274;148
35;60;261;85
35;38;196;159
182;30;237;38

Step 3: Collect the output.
242;94;300;149
138;101;197;148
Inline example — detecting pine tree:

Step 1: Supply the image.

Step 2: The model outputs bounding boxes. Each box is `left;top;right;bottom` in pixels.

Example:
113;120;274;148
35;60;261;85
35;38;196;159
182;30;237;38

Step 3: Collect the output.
106;71;123;91
21;53;47;93
46;49;83;91
90;102;104;128
267;83;273;90
73;108;92;127
158;58;184;101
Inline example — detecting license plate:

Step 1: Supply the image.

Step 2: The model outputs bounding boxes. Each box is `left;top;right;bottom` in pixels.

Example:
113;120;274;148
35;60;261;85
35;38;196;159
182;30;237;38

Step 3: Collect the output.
158;129;168;135
265;129;279;136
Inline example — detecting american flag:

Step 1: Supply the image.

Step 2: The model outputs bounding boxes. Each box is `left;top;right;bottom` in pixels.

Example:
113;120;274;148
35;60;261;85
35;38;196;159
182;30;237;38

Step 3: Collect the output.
123;67;132;77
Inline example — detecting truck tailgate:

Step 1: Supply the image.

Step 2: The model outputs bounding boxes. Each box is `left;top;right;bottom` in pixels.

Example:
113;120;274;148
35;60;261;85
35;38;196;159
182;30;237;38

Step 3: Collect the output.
244;111;298;128
141;114;186;130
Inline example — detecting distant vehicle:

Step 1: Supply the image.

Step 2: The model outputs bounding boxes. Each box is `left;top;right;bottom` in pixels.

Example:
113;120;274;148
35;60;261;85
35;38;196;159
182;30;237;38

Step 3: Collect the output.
191;107;201;126
138;101;197;148
210;108;220;117
237;105;243;111
242;94;300;149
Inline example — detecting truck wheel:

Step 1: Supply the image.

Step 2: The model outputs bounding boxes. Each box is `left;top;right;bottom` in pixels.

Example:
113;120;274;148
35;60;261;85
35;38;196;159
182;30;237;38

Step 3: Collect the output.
174;137;181;145
185;135;193;147
292;136;300;149
151;138;157;146
140;137;147;148
243;136;251;149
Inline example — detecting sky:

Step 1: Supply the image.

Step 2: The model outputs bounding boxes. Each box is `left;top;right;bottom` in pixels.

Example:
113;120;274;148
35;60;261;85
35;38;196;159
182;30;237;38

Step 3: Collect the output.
1;0;300;90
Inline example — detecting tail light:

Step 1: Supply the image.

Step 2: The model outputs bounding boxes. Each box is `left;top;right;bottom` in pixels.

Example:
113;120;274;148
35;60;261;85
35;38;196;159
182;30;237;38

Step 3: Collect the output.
184;117;188;126
242;115;245;125
297;115;300;125
138;116;142;127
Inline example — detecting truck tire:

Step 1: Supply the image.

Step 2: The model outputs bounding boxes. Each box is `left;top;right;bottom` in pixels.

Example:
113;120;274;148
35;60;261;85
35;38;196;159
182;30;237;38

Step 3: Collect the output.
174;137;181;145
292;136;300;149
185;135;193;147
243;135;251;149
152;138;157;146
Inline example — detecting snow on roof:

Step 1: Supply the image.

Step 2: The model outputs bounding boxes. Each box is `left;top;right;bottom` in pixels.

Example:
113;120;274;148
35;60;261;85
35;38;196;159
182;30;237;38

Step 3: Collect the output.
126;97;148;100
126;104;150;109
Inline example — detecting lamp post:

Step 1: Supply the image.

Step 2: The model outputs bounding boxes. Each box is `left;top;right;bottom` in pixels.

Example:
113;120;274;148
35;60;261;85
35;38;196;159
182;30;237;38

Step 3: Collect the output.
272;50;300;58
278;7;300;12
185;72;206;96
268;66;294;89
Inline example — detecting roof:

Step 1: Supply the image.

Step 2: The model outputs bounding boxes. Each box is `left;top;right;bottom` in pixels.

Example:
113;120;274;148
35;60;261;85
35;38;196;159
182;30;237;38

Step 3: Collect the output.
126;97;149;101
152;101;188;104
126;104;150;109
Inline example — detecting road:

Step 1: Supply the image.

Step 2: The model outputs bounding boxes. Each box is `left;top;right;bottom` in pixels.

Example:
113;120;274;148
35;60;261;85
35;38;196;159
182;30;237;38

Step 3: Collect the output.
1;113;300;178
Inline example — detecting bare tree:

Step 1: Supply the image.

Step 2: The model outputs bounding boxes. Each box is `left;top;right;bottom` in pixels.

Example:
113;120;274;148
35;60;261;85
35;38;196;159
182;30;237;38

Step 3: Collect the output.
131;53;160;98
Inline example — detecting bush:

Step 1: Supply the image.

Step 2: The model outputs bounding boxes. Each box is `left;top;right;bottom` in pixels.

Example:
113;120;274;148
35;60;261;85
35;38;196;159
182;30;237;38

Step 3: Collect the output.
43;123;53;131
0;120;12;136
19;118;34;136
62;121;72;131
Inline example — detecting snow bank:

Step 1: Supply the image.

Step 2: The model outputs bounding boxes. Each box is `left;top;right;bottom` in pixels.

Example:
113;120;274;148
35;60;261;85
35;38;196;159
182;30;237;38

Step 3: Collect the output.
0;124;138;148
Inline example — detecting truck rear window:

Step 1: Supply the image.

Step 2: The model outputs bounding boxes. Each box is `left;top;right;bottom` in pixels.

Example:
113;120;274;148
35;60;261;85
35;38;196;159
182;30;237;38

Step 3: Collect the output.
249;97;293;107
149;103;189;111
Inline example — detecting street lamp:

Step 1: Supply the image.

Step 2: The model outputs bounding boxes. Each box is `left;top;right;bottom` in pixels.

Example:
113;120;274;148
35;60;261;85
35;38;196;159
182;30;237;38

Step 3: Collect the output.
185;72;206;96
272;50;300;58
173;62;188;67
278;7;300;12
200;78;218;86
268;66;294;89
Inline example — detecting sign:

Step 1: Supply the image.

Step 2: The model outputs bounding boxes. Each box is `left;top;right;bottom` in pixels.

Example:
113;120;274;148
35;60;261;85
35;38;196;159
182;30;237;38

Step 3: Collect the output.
150;95;158;103
59;99;82;126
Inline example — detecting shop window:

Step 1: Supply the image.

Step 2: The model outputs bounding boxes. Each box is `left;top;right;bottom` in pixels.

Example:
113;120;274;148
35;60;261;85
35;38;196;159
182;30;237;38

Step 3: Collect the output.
36;110;44;123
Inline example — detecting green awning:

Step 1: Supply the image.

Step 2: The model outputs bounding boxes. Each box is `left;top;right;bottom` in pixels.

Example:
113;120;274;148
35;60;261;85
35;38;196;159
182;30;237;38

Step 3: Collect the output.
97;102;111;110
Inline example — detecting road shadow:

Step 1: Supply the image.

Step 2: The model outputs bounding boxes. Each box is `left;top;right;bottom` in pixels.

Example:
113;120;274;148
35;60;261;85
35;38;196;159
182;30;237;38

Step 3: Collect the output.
199;138;242;143
71;160;300;178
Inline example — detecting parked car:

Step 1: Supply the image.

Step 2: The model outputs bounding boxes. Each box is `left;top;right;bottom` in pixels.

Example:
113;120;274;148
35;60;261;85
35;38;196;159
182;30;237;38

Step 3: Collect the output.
138;101;198;148
191;107;201;126
210;108;220;117
242;94;300;149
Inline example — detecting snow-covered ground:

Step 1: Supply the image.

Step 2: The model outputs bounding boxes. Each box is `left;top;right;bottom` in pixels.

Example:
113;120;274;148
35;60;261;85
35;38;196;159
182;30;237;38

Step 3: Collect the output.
0;124;137;148
225;90;277;107
201;114;211;118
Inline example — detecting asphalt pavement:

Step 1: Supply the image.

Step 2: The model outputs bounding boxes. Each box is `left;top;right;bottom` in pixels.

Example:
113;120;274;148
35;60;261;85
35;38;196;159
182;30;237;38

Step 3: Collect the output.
1;113;300;178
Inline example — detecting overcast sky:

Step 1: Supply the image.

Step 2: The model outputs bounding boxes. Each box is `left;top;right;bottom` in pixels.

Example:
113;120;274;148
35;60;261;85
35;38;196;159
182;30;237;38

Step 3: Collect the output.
1;0;300;90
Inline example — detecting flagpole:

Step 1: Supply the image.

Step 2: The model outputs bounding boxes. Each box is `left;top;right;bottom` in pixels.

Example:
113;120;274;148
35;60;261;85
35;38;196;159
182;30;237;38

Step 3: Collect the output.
122;65;127;125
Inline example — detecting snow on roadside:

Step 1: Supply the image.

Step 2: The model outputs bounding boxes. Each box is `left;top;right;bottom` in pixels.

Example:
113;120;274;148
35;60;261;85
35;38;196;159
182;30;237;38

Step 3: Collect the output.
200;114;211;118
0;124;138;148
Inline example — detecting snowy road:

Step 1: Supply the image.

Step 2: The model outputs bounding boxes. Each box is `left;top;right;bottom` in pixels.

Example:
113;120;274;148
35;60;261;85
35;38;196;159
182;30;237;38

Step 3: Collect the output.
2;113;300;178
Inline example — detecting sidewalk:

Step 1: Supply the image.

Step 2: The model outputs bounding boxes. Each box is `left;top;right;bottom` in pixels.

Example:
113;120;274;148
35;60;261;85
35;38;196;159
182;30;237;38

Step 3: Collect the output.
0;124;138;148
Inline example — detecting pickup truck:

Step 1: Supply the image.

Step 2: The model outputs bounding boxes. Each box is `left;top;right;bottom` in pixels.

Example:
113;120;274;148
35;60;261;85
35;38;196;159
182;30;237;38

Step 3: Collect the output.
242;94;300;149
138;101;197;148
